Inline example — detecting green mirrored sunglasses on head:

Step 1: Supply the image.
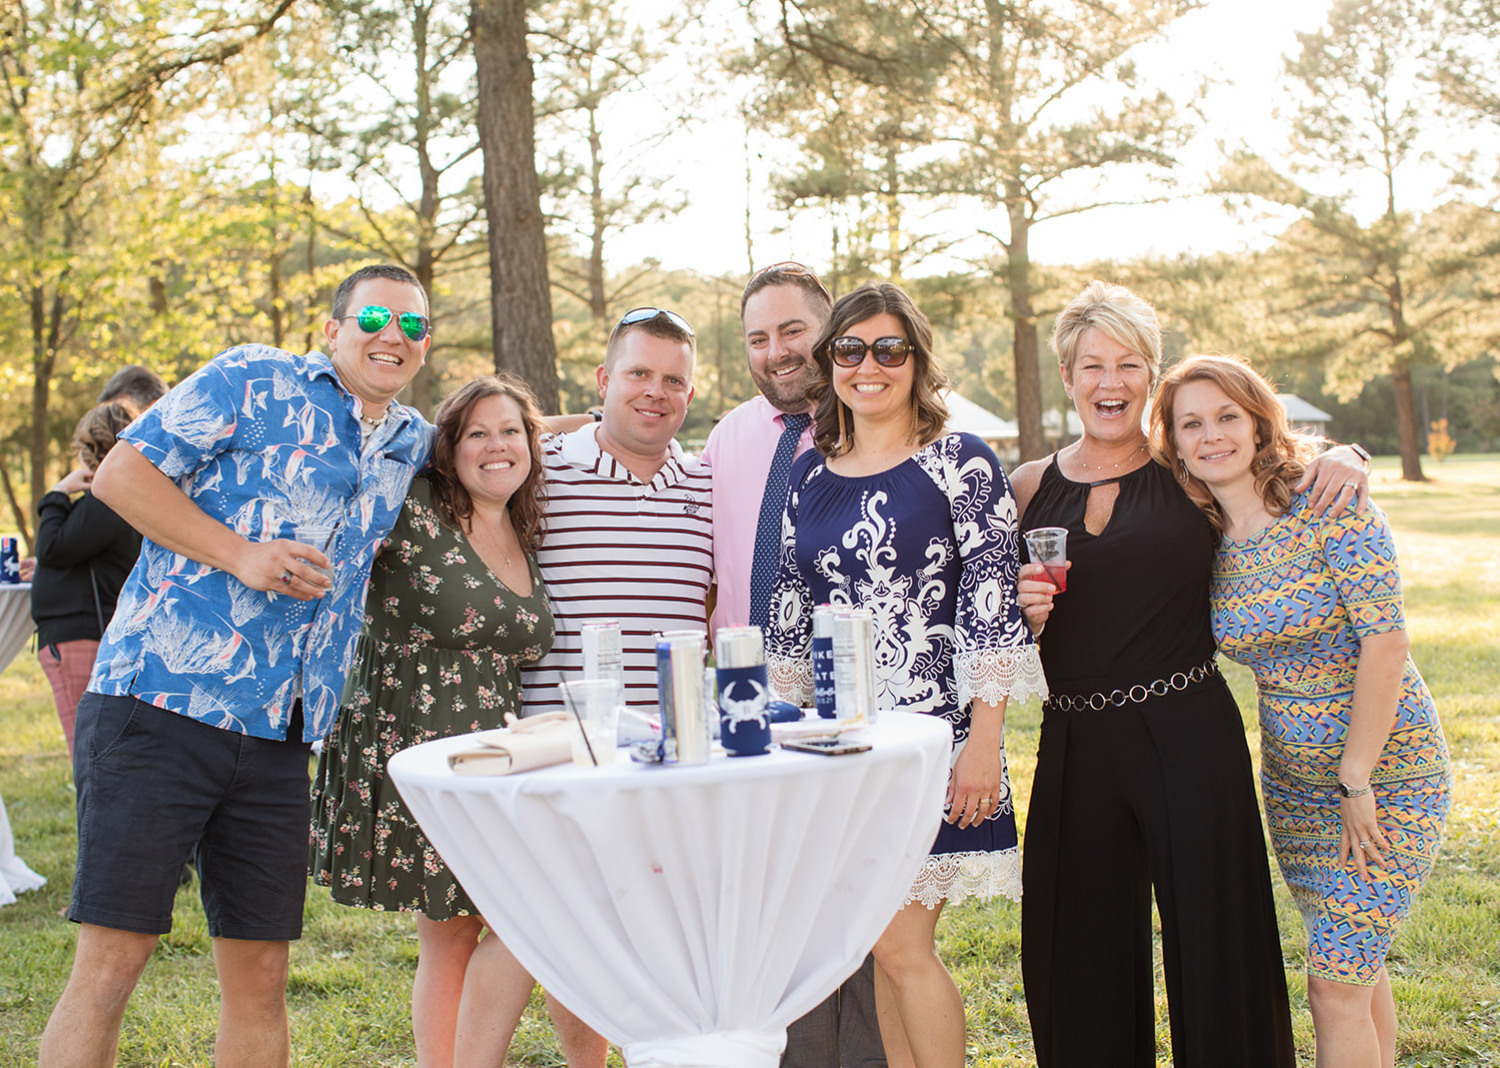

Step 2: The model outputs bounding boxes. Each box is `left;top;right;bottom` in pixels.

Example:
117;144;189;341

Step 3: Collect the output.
340;305;431;342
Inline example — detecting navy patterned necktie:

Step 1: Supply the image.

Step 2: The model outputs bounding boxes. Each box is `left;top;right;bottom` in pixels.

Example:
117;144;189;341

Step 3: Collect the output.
748;412;811;631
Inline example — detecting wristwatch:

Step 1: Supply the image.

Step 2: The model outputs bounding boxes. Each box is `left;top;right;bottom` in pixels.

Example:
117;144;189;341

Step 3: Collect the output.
1338;781;1373;798
1349;442;1371;468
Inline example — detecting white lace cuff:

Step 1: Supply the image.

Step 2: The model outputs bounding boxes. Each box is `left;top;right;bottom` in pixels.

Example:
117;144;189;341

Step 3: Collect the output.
956;645;1048;708
766;654;813;707
905;848;1022;909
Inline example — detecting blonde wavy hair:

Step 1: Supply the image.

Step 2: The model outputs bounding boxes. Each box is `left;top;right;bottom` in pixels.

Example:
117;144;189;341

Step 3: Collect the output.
1151;354;1318;540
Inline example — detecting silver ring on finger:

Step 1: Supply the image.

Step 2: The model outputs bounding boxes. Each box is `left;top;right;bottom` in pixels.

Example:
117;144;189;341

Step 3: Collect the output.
1358;840;1372;849
280;570;292;585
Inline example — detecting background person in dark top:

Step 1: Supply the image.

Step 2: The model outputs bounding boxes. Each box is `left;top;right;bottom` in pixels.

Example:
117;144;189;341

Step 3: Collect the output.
30;403;143;757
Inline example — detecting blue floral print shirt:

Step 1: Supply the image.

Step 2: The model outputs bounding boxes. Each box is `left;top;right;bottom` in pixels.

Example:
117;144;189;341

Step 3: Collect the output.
87;345;433;742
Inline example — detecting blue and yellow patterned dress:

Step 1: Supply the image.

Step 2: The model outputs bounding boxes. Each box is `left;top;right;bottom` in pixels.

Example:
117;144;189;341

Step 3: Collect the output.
1212;493;1450;986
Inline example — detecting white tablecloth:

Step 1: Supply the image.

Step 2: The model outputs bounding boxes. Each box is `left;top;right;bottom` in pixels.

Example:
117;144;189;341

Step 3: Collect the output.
0;583;34;673
0;582;44;906
390;711;953;1068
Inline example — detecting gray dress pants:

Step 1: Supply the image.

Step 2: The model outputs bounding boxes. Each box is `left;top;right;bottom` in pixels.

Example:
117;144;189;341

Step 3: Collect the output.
781;954;886;1068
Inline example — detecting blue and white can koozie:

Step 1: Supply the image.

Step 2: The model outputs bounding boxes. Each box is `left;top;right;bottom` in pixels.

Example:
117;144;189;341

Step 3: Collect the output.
812;604;837;719
0;536;19;583
715;626;771;757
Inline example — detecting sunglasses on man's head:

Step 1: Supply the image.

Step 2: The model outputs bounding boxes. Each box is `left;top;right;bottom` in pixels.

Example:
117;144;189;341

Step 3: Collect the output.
613;307;695;337
340;305;431;342
830;336;912;368
750;261;833;302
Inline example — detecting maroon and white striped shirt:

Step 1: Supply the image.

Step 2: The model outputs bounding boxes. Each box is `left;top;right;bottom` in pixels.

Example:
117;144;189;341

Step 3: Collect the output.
521;426;713;714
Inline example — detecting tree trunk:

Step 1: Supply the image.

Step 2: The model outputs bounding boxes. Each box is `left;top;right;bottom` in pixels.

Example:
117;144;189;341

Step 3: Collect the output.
472;0;559;414
1;459;31;552
26;283;57;553
303;179;317;353
407;1;440;417
587;105;607;321
270;229;285;349
1006;199;1045;462
1391;362;1426;482
883;146;902;282
408;246;438;417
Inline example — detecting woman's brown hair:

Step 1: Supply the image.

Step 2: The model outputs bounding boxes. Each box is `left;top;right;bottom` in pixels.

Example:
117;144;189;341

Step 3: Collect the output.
427;374;548;552
73;403;136;472
808;282;949;457
1151;354;1318;540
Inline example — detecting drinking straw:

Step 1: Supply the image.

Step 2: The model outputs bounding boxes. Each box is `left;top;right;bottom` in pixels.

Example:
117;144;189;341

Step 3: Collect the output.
561;684;599;766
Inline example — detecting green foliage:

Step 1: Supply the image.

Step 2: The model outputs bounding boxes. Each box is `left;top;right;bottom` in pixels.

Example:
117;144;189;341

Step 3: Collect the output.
528;0;705;335
0;0;300;543
739;0;1205;459
1208;0;1500;481
1430;0;1500;131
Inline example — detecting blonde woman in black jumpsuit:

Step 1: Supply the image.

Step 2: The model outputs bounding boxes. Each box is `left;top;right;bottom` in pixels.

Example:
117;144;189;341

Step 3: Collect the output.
1010;280;1369;1066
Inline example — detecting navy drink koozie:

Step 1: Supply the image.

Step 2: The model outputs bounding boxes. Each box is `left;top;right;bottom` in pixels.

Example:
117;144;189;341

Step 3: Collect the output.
716;626;771;757
812;604;837;718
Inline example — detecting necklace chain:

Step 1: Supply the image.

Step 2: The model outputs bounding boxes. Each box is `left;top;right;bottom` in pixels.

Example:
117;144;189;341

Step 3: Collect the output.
472;509;515;569
1076;439;1146;472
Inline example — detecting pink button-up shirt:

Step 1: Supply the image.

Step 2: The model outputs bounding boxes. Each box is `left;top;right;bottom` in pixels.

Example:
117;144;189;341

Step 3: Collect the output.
701;395;817;635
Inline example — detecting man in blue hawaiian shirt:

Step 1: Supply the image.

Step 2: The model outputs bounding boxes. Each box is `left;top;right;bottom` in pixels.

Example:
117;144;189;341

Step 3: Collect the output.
40;265;433;1068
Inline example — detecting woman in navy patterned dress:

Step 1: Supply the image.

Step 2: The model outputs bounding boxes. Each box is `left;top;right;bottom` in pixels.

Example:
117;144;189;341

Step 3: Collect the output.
765;282;1047;1068
1154;354;1450;1068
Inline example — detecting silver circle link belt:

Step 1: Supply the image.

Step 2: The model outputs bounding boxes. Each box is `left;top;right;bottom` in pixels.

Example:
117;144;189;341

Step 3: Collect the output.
1044;655;1220;713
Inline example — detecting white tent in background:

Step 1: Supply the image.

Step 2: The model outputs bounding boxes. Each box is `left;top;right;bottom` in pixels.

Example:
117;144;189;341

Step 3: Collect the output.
1277;394;1333;438
942;389;1017;445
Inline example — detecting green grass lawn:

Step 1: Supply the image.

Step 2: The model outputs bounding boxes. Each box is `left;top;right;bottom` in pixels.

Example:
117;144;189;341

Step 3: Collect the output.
1;456;1496;1066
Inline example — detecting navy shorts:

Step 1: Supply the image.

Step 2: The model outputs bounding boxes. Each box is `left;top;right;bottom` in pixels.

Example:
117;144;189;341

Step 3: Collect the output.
70;693;313;940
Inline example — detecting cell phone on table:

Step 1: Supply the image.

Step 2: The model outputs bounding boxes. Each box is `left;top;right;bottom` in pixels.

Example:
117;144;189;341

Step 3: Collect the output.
781;738;872;756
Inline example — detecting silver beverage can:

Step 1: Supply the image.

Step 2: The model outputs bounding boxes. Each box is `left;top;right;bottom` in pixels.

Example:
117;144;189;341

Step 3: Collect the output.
833;608;878;723
703;664;720;741
715;625;765;669
656;632;709;764
580;620;625;699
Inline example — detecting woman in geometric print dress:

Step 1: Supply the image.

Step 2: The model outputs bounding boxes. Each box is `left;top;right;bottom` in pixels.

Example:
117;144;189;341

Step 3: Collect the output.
1153;354;1451;1068
311;375;603;1068
765;282;1048;1068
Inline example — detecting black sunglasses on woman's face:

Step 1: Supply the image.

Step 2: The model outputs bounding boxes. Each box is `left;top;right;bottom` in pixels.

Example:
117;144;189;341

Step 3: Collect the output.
830;335;912;368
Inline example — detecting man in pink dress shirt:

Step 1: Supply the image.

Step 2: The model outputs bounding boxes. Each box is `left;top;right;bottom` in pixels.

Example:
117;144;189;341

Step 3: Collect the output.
701;263;886;1068
702;264;827;634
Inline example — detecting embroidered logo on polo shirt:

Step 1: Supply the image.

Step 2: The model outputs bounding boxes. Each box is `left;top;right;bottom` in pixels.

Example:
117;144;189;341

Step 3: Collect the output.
684;501;701;515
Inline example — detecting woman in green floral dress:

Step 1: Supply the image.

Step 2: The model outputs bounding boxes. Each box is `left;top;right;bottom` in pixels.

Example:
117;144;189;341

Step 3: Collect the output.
311;375;603;1067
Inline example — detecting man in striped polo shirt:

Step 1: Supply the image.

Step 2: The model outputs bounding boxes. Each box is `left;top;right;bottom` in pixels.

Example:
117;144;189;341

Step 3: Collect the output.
521;307;712;714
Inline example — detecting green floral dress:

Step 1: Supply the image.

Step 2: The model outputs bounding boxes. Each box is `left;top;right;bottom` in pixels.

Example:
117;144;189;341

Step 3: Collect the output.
310;475;553;919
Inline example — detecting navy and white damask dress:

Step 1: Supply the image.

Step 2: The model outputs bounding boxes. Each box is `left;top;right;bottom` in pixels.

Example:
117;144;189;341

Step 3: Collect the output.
765;432;1047;907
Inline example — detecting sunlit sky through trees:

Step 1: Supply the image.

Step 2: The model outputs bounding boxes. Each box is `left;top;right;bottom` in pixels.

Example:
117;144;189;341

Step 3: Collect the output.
598;0;1469;277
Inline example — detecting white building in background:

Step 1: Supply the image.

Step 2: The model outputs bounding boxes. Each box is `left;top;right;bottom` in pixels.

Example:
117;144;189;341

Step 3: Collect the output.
1277;393;1334;439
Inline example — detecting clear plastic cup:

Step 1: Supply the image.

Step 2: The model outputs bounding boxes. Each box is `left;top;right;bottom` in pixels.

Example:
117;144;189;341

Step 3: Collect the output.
294;527;337;586
560;679;621;766
1024;526;1069;593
